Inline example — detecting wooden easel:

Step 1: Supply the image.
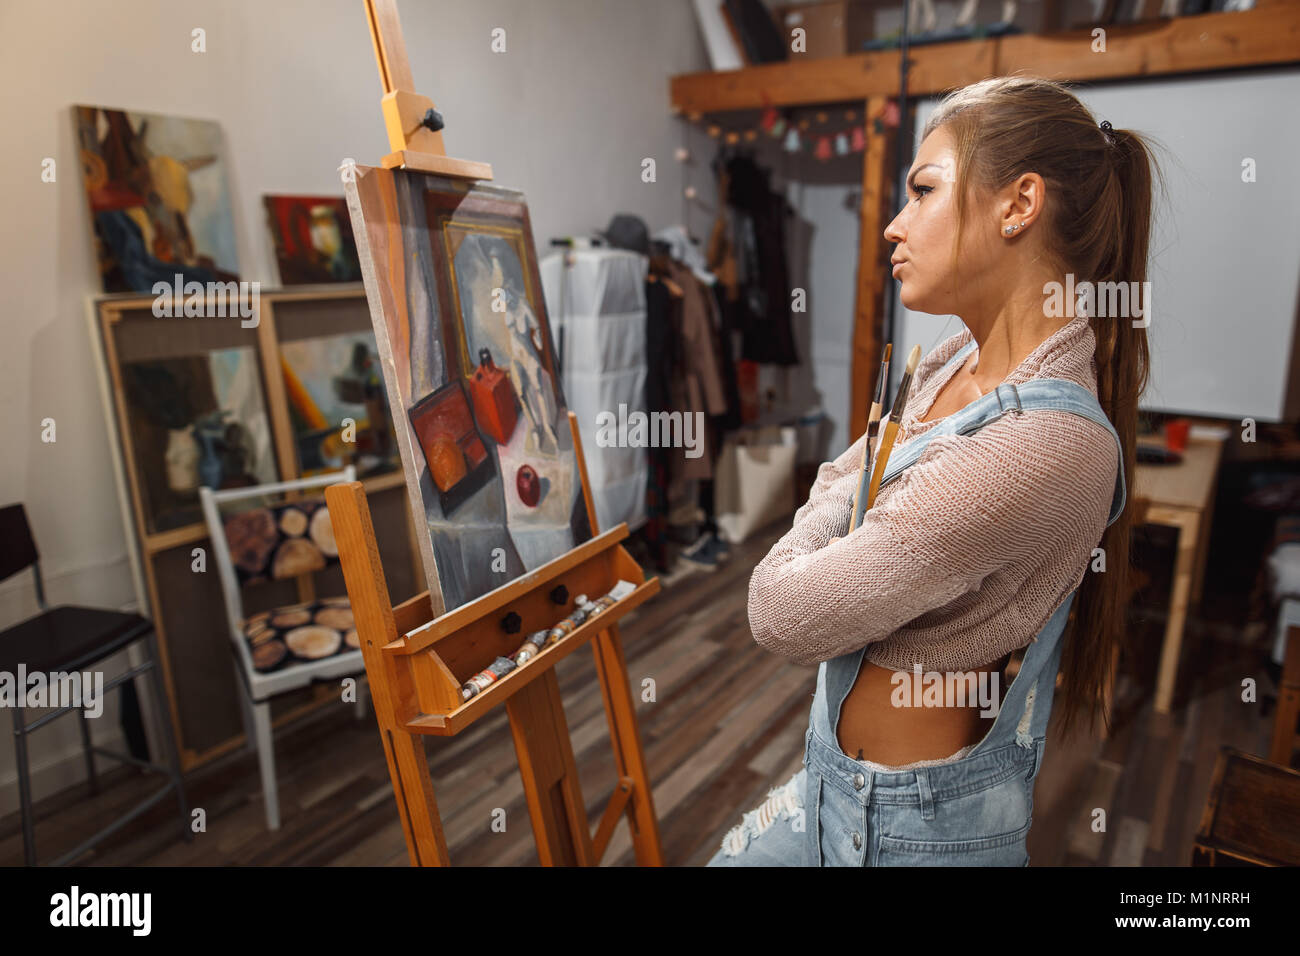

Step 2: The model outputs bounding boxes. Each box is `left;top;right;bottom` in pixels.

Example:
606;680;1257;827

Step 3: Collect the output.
323;0;664;866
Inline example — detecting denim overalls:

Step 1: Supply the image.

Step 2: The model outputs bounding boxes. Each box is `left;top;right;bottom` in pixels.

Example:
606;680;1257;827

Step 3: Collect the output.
709;340;1126;867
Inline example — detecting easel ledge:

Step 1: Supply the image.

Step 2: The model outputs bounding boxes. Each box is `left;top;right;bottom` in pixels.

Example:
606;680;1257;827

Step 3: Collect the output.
380;521;659;736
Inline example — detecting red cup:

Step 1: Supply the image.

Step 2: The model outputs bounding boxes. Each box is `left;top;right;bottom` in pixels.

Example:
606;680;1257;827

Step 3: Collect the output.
1165;419;1190;454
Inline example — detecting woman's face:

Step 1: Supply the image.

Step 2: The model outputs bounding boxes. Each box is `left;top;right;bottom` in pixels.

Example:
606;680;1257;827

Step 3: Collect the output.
884;125;1000;316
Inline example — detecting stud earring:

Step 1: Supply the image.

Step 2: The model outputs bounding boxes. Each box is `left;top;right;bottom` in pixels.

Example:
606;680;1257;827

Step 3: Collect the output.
1004;223;1022;235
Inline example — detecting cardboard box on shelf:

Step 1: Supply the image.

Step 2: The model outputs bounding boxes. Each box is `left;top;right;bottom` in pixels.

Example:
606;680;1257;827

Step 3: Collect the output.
775;1;876;59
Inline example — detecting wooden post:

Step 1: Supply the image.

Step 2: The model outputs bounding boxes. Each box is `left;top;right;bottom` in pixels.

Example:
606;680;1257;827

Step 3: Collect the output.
850;95;895;440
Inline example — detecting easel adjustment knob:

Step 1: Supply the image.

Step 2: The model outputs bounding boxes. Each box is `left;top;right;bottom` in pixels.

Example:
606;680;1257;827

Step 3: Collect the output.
501;611;522;634
421;108;444;132
550;585;569;605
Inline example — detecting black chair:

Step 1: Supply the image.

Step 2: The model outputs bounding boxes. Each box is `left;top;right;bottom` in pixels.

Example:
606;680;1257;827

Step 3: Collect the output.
0;503;190;865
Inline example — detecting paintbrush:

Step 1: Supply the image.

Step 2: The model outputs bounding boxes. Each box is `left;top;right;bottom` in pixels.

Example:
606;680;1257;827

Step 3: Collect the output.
849;343;891;532
864;344;923;512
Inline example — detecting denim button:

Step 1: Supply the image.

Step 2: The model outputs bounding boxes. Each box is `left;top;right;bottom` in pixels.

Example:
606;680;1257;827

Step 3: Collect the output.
852;831;862;850
852;772;865;790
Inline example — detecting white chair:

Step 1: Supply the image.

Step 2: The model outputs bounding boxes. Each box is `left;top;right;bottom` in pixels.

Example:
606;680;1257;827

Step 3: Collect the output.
199;467;367;830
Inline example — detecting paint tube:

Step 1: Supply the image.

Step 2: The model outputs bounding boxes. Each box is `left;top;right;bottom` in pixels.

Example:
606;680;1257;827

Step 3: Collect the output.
460;655;518;701
588;579;637;617
498;581;640;677
543;601;589;647
510;629;550;666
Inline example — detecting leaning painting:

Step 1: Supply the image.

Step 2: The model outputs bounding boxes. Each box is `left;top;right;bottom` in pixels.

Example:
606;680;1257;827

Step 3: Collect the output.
73;105;240;294
344;166;591;615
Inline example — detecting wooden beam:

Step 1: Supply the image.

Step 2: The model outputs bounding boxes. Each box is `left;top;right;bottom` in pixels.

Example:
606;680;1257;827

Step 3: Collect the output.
850;96;893;442
670;5;1300;113
365;0;415;94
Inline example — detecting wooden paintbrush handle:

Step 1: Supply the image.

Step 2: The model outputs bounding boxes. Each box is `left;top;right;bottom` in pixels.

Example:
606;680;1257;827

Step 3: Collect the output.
865;420;900;510
849;412;881;532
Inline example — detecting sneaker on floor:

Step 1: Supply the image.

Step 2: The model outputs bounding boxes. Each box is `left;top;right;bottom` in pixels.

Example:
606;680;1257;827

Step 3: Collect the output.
680;532;719;570
709;534;732;563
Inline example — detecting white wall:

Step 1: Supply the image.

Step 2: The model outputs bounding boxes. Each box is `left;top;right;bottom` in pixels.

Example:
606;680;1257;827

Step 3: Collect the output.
891;70;1300;421
0;0;710;817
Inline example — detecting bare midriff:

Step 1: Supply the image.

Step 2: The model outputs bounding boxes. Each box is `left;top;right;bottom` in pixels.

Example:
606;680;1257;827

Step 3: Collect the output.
835;654;1011;765
836;350;1010;766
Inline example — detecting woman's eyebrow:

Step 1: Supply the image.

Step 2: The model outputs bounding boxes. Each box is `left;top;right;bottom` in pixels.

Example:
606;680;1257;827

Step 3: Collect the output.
906;163;942;192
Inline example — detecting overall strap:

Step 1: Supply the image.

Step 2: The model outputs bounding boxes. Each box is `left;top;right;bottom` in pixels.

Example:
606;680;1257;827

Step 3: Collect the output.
875;361;1127;527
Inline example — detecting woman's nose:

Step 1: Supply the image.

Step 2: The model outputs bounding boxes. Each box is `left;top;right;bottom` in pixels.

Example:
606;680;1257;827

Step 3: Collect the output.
884;208;906;244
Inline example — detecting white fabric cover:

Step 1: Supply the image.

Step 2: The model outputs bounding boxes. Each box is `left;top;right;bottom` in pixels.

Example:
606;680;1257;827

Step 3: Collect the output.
540;248;648;536
715;425;797;545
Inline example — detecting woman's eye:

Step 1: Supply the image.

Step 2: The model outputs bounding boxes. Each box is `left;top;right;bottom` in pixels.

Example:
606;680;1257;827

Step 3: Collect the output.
912;185;932;201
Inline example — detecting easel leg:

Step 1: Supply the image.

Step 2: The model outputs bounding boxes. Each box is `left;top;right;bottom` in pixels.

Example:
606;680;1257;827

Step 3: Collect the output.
591;624;664;866
506;669;594;865
382;728;451;866
326;480;451;866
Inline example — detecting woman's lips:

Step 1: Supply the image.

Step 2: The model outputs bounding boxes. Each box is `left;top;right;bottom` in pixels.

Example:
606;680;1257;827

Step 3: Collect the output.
892;261;906;276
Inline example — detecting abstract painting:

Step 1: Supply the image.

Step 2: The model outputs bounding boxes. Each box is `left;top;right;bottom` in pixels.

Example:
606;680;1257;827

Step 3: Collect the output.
263;195;361;285
344;166;592;615
73;105;240;293
278;332;399;478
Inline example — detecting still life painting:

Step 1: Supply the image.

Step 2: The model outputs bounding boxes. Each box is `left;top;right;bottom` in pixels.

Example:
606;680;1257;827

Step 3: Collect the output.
73;105;240;293
278;332;399;478
344;167;591;615
121;346;277;534
263;195;361;285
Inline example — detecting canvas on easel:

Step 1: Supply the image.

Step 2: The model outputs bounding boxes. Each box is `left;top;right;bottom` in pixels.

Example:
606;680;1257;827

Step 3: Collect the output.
344;166;593;615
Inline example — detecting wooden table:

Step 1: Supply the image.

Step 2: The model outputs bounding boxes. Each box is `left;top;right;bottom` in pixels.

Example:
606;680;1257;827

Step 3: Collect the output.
1134;435;1226;714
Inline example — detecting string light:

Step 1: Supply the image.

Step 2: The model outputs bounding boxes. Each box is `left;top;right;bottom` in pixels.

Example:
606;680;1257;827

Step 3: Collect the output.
679;99;901;162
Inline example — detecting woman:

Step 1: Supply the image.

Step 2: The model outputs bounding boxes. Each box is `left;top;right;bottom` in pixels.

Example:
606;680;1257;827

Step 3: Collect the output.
708;76;1157;866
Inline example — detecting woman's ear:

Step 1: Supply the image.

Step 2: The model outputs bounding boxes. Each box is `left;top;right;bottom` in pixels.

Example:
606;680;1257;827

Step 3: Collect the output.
1005;171;1047;228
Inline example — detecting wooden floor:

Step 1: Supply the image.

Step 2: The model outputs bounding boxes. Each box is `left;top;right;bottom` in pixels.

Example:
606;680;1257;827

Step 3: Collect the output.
0;519;1285;866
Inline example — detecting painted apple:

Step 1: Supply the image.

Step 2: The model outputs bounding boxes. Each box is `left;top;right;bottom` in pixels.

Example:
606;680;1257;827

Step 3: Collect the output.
516;464;540;507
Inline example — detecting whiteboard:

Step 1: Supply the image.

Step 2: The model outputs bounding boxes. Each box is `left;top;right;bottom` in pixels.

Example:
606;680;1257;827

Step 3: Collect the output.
891;69;1300;422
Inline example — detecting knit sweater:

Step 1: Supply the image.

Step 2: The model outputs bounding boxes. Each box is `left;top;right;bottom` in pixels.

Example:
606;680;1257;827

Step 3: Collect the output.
747;315;1118;672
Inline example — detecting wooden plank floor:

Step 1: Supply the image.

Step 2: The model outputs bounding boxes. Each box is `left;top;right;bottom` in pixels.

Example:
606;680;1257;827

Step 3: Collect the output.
0;520;1284;866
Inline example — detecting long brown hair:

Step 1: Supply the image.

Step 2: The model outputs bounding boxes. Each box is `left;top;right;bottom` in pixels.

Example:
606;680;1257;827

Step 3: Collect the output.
923;75;1164;739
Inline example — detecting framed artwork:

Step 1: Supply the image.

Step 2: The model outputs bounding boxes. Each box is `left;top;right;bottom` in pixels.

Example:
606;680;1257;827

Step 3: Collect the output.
344;166;592;614
93;289;423;772
278;331;400;478
120;346;277;535
73;105;240;293
263;195;361;285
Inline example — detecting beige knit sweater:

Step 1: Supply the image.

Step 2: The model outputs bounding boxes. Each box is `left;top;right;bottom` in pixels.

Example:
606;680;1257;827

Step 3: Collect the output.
748;315;1119;672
